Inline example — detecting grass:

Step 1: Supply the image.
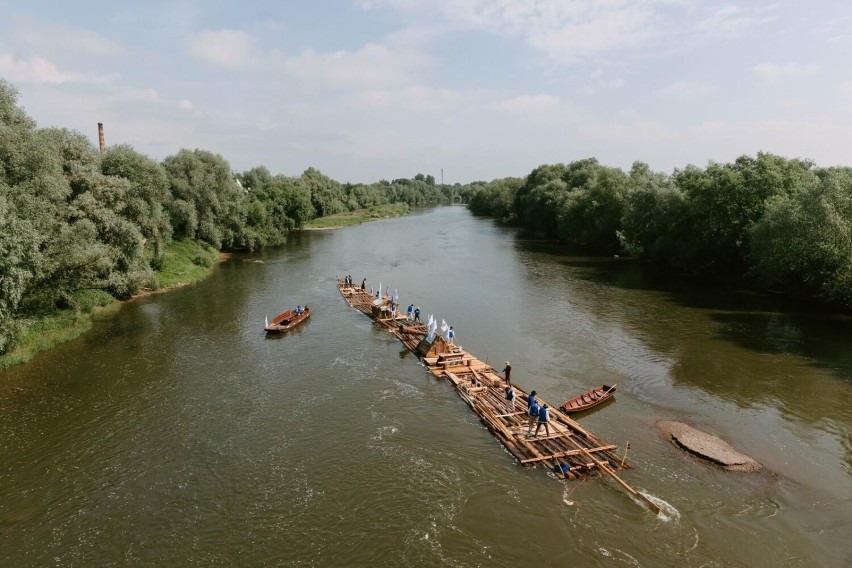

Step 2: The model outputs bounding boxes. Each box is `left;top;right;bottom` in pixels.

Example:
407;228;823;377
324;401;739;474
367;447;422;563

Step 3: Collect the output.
0;290;117;369
303;203;410;229
0;239;221;369
154;239;220;289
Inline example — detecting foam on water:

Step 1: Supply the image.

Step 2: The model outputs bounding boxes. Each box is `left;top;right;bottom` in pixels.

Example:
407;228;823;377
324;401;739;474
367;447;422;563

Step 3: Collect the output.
638;491;679;522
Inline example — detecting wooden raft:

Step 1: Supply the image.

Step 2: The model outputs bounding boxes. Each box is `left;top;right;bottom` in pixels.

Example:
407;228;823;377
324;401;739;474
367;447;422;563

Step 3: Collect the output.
336;280;659;511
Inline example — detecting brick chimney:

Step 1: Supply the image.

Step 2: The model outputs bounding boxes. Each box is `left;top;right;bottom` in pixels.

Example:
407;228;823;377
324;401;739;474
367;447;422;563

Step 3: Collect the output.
97;122;106;154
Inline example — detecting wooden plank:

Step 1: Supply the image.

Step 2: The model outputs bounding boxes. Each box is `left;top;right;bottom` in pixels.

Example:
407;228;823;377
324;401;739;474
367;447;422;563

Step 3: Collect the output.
520;445;618;464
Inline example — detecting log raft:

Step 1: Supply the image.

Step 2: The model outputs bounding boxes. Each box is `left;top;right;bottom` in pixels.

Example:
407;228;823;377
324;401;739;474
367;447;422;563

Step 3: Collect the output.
337;280;660;512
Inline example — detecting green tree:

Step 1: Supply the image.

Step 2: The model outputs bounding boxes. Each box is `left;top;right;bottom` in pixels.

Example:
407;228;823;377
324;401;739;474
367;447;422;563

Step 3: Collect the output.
302;167;347;217
163;149;248;248
102;144;172;262
750;168;852;306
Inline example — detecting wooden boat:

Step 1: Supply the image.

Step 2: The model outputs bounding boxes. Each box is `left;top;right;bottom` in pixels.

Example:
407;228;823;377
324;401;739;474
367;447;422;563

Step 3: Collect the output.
264;307;310;333
560;384;616;413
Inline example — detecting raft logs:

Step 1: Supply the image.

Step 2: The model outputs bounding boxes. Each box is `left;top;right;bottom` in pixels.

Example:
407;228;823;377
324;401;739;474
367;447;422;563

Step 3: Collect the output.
336;279;637;484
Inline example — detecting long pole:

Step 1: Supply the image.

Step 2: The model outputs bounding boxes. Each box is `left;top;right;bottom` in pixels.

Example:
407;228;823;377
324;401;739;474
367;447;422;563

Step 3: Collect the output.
557;428;660;514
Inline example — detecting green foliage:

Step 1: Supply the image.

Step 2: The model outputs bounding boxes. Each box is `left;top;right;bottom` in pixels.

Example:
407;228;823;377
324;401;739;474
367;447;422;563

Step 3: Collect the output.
469;152;852;309
302;167;347;217
154;239;219;289
102;144;172;261
0;309;93;369
750;168;852;306
619;165;684;260
162;149;247;248
467;178;523;223
0;195;40;352
303;203;410;228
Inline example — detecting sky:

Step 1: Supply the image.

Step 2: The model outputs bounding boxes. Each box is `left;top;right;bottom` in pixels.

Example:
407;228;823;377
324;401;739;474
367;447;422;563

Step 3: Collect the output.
1;0;850;184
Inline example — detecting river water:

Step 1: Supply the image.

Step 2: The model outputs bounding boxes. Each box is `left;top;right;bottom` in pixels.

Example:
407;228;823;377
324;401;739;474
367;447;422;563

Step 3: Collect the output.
1;206;850;567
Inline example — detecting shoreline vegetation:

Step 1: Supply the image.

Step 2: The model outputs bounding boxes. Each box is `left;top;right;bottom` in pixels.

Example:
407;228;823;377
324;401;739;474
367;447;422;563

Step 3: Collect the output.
0;239;220;369
301;203;410;229
0;205;409;370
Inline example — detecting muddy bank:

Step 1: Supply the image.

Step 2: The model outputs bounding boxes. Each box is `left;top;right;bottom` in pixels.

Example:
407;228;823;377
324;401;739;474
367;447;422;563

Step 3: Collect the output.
658;420;764;473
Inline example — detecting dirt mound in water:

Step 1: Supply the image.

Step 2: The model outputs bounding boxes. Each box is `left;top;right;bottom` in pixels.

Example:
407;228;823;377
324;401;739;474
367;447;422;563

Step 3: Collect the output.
658;420;764;473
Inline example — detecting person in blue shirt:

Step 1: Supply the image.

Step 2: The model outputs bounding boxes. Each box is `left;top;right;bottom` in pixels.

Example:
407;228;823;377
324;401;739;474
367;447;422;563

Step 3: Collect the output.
407;303;414;320
447;326;455;344
295;305;302;315
413;307;421;323
526;396;540;435
535;404;551;437
527;390;537;407
505;385;515;412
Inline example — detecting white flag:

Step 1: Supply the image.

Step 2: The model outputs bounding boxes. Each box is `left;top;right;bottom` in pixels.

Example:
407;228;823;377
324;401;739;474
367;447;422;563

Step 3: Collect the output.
440;319;449;333
265;315;269;327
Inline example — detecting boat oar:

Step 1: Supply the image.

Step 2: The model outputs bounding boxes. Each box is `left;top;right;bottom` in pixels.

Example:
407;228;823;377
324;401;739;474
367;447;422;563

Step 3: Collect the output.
557;428;660;515
619;441;630;468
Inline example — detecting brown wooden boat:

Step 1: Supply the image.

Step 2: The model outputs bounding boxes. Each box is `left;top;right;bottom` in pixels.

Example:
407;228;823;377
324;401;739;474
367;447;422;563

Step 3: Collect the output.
560;384;616;413
264;307;310;333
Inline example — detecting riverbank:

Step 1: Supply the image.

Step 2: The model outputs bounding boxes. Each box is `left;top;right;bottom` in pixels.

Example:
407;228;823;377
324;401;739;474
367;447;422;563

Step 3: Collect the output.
302;203;410;229
0;240;221;370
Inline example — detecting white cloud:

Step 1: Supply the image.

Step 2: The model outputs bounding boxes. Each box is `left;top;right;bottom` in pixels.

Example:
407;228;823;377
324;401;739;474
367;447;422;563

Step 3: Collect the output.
490;94;575;127
0;54;116;85
352;86;463;112
695;4;776;36
753;62;817;79
121;87;160;102
657;81;714;96
837;81;852;97
284;43;430;88
13;17;123;56
492;94;562;114
187;29;261;68
358;0;662;63
178;99;194;110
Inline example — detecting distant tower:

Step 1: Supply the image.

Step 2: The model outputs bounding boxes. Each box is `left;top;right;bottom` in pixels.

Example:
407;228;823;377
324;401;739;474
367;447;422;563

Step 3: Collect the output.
97;122;106;154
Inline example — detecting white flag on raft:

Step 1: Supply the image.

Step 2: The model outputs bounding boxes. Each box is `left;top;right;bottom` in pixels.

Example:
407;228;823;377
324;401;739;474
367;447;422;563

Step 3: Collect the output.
440;319;448;333
427;318;438;341
265;315;269;327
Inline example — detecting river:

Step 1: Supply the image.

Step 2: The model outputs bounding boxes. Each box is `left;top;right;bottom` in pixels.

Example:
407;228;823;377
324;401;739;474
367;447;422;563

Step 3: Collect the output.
1;206;850;566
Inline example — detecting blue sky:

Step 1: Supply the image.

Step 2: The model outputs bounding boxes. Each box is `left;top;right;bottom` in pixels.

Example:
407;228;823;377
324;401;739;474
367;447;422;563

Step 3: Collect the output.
1;0;850;183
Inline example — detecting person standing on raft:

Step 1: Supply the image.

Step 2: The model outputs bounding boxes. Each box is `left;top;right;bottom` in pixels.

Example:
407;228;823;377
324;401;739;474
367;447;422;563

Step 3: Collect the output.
526;393;539;435
535;404;551;437
503;361;512;384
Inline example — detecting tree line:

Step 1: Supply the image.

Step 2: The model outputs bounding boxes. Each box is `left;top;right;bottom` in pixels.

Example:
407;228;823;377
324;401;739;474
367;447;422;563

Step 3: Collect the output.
467;156;852;309
0;80;458;354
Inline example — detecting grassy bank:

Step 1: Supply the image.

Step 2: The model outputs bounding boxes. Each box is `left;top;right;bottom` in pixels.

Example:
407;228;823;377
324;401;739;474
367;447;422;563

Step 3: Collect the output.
0;239;221;370
153;239;220;289
0;290;119;369
303;203;410;229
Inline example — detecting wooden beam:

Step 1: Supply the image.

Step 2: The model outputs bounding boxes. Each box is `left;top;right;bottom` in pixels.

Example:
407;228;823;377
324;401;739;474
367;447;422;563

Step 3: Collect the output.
520;445;617;464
